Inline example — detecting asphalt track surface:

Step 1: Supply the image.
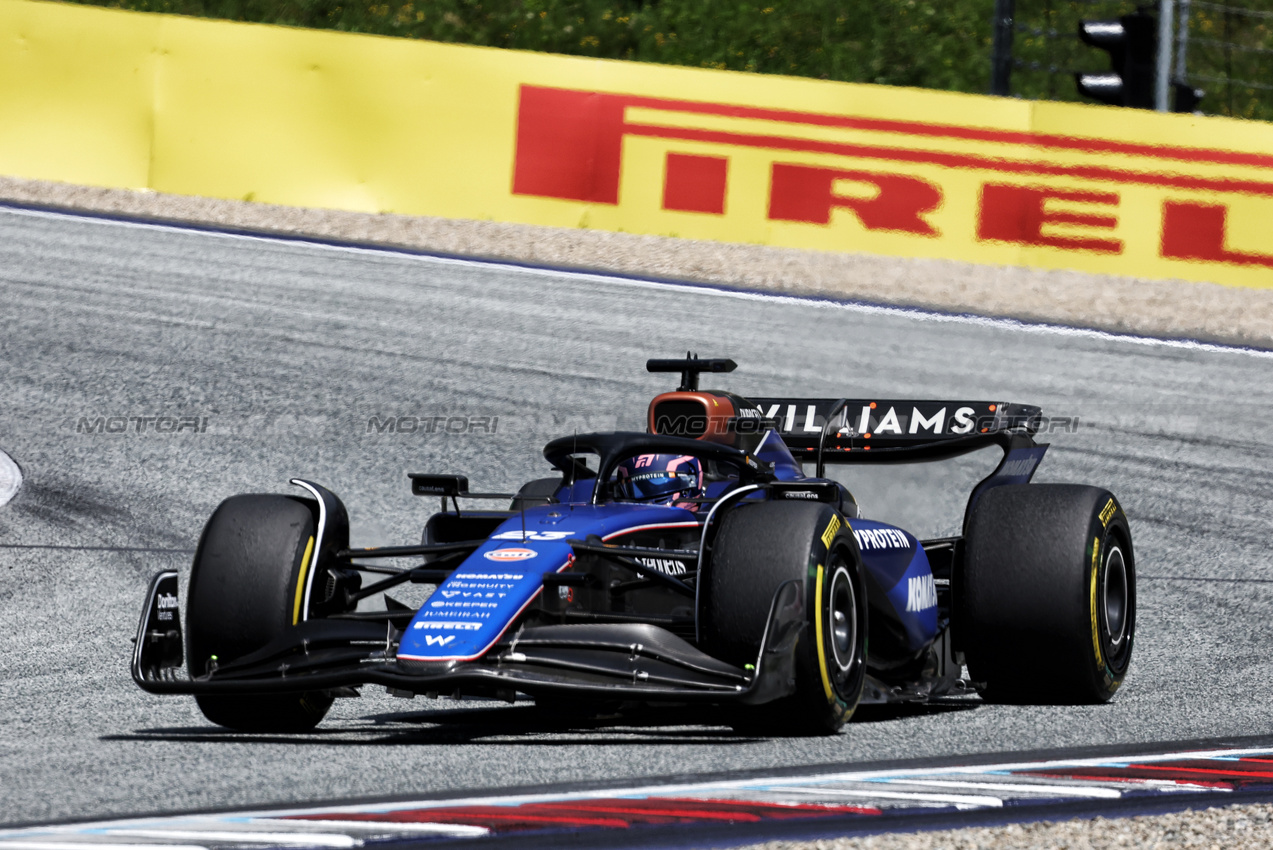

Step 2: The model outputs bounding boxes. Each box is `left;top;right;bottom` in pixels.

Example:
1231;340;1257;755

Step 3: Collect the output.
2;206;1273;828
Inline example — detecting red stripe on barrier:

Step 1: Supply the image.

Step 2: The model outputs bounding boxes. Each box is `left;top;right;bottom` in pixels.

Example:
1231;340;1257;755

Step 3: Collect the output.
622;123;1273;196
608;91;1273;169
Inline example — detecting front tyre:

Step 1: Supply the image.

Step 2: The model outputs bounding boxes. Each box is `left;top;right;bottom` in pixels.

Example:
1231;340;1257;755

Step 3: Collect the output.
961;484;1135;704
186;494;334;732
702;501;867;735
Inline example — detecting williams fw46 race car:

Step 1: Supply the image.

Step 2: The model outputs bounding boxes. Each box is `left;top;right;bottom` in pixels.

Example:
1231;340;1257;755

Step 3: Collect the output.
133;357;1135;735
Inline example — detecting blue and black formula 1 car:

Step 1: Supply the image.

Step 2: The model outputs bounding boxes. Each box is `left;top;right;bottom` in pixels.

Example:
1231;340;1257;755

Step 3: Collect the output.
133;357;1136;735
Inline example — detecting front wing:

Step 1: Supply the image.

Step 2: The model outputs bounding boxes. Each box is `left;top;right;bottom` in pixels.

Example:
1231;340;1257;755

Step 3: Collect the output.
131;572;804;706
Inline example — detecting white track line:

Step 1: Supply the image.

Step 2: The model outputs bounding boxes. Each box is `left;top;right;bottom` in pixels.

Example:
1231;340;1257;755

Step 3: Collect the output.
101;832;357;847
777;786;1004;809
0;844;207;850
6;205;1271;361
879;779;1123;798
247;821;488;837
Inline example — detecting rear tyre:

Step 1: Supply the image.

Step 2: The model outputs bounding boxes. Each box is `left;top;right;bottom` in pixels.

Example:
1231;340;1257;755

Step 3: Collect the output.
961;484;1135;704
186;494;334;732
701;501;867;735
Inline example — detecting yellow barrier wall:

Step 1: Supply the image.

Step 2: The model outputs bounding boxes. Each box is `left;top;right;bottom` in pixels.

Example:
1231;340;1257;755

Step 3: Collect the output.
3;0;1273;288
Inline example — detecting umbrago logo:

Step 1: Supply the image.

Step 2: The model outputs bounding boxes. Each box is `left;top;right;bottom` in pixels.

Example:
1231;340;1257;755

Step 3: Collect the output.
512;85;1273;273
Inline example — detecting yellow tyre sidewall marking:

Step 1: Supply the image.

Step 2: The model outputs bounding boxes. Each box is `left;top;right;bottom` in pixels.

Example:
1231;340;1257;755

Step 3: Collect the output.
821;515;841;549
1089;535;1103;667
293;534;315;625
814;562;834;702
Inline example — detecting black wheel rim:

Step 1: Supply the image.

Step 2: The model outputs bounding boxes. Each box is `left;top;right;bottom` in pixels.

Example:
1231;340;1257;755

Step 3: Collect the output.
828;564;857;673
1104;544;1129;650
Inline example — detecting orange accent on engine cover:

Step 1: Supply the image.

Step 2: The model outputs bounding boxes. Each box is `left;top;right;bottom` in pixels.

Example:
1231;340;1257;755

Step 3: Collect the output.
648;392;738;445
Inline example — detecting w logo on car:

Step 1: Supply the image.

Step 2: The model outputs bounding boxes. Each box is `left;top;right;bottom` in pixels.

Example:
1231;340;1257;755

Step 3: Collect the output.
484;548;537;562
424;635;455;647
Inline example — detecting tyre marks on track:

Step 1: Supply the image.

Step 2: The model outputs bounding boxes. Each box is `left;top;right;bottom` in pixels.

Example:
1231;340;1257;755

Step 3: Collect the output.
7;744;1273;848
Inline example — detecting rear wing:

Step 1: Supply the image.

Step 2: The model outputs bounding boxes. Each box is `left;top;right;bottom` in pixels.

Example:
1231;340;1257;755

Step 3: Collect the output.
751;397;1048;533
750;398;1043;461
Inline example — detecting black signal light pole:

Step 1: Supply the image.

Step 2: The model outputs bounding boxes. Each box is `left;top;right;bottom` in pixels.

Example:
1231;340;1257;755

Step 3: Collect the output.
1075;8;1158;109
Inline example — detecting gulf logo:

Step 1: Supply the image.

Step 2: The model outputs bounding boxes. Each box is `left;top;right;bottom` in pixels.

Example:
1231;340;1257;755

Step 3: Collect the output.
484;548;538;562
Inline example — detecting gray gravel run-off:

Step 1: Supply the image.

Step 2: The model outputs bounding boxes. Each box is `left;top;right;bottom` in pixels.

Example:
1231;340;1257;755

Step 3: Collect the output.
1;175;1270;347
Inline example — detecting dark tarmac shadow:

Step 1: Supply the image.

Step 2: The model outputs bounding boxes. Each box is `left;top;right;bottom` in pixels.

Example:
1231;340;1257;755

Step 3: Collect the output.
105;697;982;746
850;700;982;723
104;702;760;746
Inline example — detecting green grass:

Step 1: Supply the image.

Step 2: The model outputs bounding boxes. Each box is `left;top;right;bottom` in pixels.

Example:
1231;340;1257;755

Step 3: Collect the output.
59;0;1271;120
60;0;995;90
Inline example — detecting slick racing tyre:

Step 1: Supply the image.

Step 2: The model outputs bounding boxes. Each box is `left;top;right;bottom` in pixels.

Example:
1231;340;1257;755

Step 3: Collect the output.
961;484;1135;704
701;501;867;735
186;494;334;732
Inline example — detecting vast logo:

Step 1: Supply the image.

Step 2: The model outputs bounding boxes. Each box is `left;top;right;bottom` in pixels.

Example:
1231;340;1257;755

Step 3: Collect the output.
512;85;1273;270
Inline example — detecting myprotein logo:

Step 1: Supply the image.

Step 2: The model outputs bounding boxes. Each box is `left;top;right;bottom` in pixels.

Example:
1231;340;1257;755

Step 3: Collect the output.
512;85;1273;271
853;527;911;551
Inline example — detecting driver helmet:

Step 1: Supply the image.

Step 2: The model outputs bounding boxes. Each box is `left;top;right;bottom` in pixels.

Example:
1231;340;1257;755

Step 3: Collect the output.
614;453;704;507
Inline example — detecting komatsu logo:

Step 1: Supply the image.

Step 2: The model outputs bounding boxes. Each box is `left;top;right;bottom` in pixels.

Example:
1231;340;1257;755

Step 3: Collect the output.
999;457;1039;477
636;557;689;576
905;575;938;612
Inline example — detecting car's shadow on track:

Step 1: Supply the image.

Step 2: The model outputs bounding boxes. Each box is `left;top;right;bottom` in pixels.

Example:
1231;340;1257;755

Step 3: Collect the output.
106;699;983;746
850;700;982;723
